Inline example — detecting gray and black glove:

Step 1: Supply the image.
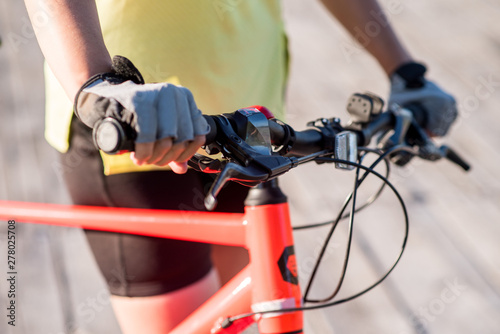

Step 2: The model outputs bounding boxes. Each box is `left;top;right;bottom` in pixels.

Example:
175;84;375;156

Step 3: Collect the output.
389;62;457;136
74;56;209;146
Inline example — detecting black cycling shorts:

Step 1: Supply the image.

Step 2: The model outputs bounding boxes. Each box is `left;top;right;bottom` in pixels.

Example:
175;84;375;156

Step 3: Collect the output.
60;117;248;297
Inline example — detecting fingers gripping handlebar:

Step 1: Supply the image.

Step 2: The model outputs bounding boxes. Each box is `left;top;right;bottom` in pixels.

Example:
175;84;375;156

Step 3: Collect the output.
93;112;325;157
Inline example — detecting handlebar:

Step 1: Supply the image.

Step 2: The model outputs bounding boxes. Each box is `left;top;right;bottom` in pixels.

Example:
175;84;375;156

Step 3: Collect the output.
93;113;325;157
92;98;426;156
92;92;470;210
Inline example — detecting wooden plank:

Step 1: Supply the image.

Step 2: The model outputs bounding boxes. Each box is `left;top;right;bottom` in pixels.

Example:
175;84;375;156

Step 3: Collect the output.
16;224;67;334
0;1;68;333
0;2;119;333
58;226;122;333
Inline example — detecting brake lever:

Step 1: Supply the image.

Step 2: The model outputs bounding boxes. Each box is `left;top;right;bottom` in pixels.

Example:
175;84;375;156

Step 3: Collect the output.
204;162;269;211
385;106;471;171
439;146;471;171
372;104;470;171
412;121;471;171
200;112;296;210
202;152;296;210
383;105;413;148
376;105;414;166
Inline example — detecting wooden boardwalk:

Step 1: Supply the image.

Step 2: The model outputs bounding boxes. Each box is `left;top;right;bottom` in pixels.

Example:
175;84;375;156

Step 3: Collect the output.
1;0;499;333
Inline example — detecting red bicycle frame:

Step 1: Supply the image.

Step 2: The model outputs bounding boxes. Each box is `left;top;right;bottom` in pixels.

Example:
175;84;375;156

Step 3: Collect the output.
0;182;304;334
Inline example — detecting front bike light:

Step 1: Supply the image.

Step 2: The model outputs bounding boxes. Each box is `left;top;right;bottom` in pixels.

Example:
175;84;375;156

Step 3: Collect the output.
346;92;384;125
335;131;358;170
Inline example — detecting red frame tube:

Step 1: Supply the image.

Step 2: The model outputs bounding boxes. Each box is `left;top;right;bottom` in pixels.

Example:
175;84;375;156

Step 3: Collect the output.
170;266;254;334
0;201;246;246
0;200;304;333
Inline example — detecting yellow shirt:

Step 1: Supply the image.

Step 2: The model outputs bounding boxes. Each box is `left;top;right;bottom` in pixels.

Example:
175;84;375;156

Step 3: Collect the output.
45;0;288;175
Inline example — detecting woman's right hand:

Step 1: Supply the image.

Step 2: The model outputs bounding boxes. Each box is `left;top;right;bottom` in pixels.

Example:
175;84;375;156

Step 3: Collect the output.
75;56;210;173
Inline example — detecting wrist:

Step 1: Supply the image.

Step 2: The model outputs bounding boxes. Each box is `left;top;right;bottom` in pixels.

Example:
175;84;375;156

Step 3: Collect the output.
68;58;113;101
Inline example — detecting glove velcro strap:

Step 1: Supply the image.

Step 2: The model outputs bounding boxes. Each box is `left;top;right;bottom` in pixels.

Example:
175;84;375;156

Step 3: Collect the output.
111;55;145;85
73;56;144;126
392;62;427;89
74;74;116;126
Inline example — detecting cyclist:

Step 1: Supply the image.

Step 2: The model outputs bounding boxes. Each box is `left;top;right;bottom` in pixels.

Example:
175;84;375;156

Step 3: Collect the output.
24;0;457;333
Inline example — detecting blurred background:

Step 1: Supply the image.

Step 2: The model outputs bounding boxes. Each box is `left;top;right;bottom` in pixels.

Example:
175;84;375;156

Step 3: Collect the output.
1;0;499;333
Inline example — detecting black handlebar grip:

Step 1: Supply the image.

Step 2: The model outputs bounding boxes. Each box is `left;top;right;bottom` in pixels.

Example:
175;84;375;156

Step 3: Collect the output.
93;118;135;154
93;115;219;154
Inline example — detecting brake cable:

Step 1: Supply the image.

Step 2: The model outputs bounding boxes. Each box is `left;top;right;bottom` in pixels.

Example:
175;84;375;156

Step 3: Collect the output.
302;157;362;303
292;145;416;231
221;157;410;328
292;147;390;231
302;145;415;303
